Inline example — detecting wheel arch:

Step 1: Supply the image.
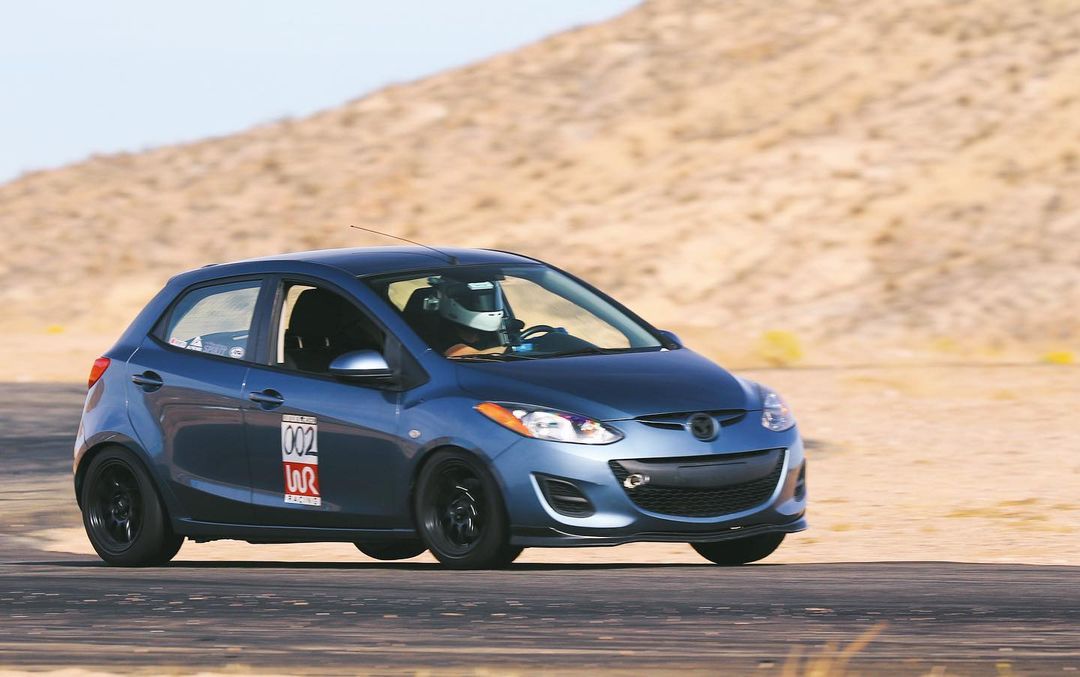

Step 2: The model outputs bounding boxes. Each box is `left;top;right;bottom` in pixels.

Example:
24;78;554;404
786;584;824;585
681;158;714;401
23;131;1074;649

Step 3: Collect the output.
407;440;513;529
74;438;175;525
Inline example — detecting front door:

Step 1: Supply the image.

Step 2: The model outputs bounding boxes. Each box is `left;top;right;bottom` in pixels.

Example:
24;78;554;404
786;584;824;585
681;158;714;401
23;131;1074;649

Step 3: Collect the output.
126;278;265;525
242;280;408;529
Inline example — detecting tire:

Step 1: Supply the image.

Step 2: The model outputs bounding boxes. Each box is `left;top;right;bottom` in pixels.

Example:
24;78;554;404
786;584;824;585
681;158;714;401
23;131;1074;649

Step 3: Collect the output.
691;533;785;565
492;545;524;569
413;450;517;569
80;447;183;566
354;541;428;561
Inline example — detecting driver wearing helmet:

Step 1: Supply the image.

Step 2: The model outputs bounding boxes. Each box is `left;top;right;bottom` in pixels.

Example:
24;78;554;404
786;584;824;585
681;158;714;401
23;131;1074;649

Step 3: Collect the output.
438;280;507;357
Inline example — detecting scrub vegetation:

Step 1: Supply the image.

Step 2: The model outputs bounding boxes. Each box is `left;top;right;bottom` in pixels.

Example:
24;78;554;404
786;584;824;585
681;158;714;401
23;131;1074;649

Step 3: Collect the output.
4;0;1078;569
756;330;804;367
780;622;888;677
2;0;1080;379
1041;350;1075;365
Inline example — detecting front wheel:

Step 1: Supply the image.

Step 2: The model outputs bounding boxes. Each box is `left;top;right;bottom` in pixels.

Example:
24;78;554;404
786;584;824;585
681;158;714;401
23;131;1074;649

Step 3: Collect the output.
414;450;519;569
81;447;183;566
354;541;428;561
691;533;785;565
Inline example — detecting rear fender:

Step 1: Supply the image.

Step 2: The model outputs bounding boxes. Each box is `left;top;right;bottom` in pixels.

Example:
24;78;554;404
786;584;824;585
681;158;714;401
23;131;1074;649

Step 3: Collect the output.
73;432;184;526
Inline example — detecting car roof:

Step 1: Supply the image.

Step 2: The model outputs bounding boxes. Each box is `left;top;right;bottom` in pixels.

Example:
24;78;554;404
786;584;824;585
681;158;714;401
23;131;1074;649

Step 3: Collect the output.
189;246;541;279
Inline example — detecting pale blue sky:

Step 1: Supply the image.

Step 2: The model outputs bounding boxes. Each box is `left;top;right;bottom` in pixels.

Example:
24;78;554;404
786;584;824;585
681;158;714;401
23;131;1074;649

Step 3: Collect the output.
0;0;639;182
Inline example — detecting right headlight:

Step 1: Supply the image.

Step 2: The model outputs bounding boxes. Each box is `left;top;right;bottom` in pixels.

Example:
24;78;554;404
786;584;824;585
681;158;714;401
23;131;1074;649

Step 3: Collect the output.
759;385;796;432
475;402;622;444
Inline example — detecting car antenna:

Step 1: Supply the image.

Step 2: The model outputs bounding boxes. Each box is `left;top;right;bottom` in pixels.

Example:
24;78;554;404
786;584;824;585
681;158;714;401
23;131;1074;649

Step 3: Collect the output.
349;225;458;265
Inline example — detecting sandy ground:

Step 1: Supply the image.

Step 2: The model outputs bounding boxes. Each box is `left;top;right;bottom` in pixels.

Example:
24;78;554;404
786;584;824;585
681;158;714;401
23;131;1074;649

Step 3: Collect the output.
4;0;1080;369
3;0;1078;568
27;365;1080;566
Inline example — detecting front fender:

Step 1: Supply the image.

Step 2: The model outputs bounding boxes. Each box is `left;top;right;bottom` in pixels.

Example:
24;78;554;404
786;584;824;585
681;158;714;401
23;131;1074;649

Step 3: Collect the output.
405;435;519;534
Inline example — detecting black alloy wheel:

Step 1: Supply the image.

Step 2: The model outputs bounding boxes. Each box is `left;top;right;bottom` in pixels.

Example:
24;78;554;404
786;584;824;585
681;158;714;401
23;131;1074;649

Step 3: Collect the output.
86;459;143;550
691;532;785;565
81;447;183;566
414;450;521;569
354;541;428;561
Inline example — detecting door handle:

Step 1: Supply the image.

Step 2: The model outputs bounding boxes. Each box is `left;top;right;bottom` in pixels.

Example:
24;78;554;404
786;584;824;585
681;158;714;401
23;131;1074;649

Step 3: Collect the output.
131;371;164;391
248;389;285;407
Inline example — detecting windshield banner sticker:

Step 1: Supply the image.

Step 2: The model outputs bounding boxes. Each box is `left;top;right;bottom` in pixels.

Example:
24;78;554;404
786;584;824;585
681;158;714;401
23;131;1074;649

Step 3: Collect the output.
281;414;320;506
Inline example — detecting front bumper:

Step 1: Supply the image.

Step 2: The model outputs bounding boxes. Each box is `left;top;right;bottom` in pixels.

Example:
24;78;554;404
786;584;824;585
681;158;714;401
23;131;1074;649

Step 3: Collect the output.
511;515;807;547
491;415;808;548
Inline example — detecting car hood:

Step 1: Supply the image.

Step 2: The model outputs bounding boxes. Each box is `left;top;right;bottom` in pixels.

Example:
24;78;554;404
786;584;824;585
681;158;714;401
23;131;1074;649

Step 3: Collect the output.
454;348;758;421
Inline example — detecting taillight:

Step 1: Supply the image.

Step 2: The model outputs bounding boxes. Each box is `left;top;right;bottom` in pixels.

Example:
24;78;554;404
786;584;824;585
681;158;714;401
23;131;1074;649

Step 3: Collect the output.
88;357;111;389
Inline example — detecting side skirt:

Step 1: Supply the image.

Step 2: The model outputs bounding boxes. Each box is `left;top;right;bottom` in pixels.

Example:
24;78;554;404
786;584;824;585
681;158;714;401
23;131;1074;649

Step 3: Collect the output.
175;518;418;544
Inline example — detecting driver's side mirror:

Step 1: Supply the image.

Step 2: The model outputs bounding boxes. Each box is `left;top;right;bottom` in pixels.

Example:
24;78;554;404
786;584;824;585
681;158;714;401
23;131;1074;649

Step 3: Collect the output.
328;350;393;379
658;329;682;348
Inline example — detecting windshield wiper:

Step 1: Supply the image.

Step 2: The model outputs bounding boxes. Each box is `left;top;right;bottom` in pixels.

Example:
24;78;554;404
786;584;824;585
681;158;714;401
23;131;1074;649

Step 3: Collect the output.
541;346;618;358
448;352;536;362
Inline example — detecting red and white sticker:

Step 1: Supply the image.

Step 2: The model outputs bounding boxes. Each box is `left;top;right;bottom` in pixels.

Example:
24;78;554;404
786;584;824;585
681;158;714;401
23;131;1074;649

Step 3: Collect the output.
281;414;320;506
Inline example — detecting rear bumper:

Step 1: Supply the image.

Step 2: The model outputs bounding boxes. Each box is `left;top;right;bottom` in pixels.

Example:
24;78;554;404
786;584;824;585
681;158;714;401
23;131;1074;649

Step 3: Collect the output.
511;515;807;547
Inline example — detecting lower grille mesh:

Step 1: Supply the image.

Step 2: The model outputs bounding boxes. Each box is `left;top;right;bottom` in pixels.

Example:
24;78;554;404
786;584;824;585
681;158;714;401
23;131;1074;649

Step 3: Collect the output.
610;450;785;518
538;477;595;517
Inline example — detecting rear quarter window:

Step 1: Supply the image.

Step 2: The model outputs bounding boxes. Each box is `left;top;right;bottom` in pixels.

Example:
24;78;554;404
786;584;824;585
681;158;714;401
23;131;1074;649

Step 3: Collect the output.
162;280;261;360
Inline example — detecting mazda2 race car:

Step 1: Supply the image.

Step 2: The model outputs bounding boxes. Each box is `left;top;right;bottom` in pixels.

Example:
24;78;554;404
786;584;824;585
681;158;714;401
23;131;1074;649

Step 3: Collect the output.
75;247;807;568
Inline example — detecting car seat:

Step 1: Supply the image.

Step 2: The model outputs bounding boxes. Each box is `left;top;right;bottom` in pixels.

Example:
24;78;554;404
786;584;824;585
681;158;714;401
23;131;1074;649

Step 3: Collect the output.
285;289;380;373
402;287;458;353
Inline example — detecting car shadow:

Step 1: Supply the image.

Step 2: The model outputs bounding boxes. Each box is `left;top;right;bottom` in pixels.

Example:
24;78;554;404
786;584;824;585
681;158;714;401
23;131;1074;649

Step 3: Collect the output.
13;559;1074;572
14;558;715;571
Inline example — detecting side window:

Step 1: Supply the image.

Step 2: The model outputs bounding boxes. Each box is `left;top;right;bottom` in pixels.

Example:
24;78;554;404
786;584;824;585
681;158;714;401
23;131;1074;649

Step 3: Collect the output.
275;282;385;375
163;280;261;360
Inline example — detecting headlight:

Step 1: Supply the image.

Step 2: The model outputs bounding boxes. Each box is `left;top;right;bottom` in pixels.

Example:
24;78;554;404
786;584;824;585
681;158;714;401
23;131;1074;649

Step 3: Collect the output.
475;402;622;444
759;386;796;431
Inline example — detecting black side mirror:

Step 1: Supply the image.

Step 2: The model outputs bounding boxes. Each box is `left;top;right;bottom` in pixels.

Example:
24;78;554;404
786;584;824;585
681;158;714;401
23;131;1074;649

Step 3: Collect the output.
328;350;393;379
658;330;682;349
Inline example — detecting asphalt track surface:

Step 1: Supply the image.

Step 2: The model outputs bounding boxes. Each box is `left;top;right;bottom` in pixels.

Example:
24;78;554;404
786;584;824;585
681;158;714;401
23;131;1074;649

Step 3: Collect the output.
1;384;1078;674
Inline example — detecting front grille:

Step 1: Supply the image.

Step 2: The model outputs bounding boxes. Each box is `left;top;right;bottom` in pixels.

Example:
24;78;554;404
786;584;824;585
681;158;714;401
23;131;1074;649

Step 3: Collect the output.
635;409;746;431
610;450;785;518
538;476;595;517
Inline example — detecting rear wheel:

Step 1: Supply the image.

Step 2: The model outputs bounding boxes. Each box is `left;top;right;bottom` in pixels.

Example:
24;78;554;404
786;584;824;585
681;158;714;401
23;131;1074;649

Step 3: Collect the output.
81;447;183;566
414;450;519;569
691;533;785;565
354;541;428;561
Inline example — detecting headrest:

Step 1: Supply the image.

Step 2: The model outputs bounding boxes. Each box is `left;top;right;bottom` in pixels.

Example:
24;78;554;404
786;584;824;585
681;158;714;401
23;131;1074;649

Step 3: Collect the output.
403;286;437;316
288;288;345;338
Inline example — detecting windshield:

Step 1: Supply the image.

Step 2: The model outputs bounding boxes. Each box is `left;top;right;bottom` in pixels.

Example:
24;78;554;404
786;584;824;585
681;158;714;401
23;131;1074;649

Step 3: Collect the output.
365;264;664;360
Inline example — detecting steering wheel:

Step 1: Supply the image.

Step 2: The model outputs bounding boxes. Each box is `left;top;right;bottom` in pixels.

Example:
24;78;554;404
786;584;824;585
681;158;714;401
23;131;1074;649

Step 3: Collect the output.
519;324;558;340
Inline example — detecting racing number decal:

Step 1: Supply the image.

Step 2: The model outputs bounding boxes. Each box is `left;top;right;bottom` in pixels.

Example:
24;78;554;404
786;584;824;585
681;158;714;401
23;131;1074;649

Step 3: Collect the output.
281;414;320;506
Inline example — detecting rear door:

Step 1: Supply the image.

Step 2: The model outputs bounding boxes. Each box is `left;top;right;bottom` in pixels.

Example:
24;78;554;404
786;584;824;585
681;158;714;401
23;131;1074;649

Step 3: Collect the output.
126;277;268;525
242;278;409;529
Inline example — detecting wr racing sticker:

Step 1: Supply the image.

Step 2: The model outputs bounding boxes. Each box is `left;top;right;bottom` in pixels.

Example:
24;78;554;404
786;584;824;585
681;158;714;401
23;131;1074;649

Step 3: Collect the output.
281;414;320;506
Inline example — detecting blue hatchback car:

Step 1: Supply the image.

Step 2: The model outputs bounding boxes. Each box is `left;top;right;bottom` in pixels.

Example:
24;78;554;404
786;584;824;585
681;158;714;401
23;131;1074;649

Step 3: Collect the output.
75;246;807;568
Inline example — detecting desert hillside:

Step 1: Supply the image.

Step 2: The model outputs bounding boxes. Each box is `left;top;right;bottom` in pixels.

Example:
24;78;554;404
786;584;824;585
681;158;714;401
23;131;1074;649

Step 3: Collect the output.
3;0;1080;377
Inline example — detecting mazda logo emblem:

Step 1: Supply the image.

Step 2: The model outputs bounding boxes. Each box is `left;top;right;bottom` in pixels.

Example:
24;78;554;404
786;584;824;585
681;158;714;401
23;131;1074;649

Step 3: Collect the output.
687;413;718;441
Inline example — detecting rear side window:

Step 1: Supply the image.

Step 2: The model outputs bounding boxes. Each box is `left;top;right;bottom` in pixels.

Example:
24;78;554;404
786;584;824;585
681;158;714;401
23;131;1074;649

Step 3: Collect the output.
163;280;261;360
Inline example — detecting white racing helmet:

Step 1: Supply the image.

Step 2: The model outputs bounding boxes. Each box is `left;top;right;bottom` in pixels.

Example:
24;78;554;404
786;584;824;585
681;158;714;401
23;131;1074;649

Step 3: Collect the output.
438;279;506;332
